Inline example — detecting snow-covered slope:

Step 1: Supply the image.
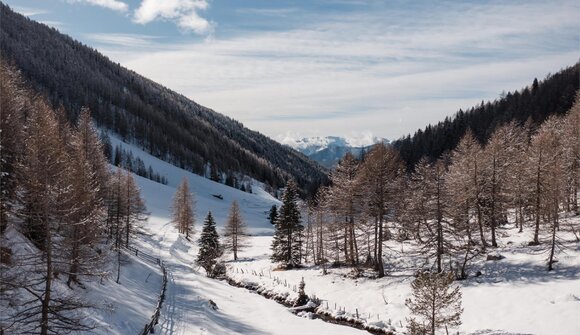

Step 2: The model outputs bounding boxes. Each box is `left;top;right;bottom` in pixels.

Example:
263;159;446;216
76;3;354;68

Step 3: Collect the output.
113;161;367;334
0;224;163;335
281;136;388;168
108;135;280;236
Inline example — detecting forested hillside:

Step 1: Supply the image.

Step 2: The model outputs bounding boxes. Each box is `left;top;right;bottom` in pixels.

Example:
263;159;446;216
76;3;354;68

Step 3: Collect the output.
0;3;327;193
394;63;580;169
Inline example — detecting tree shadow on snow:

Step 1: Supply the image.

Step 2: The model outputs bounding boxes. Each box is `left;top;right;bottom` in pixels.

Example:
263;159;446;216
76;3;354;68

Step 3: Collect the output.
463;259;580;286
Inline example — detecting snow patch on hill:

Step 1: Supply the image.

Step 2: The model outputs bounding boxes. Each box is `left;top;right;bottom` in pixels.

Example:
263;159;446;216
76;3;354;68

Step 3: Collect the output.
108;135;280;235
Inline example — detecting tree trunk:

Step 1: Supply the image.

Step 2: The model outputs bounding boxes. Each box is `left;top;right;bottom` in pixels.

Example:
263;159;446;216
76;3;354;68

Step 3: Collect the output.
40;215;52;335
431;288;436;335
373;218;378;267
344;226;349;264
352;223;359;265
474;160;487;248
491;156;498;247
533;152;542;245
377;215;384;278
548;210;558;271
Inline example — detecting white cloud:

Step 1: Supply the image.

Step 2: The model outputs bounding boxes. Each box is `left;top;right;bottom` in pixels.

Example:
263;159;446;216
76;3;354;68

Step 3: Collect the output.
69;0;129;12
133;0;213;35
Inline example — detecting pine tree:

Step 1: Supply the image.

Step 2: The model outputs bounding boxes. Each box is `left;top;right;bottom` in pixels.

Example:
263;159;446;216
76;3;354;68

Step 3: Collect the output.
197;211;222;277
172;177;195;239
223;201;248;261
271;180;304;267
268;205;278;225
405;272;463;335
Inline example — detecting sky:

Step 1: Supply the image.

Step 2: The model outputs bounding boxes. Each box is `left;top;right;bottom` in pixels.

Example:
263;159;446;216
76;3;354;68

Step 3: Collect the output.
5;0;580;144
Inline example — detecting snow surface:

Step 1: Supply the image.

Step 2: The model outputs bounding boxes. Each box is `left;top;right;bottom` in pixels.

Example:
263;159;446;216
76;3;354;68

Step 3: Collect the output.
228;221;580;335
95;136;366;334
108;134;280;236
1;225;163;335
15;135;574;335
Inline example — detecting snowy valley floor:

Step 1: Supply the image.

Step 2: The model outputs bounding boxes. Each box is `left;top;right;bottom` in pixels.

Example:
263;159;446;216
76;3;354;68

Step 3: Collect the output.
120;195;580;335
52;140;579;335
227;221;580;335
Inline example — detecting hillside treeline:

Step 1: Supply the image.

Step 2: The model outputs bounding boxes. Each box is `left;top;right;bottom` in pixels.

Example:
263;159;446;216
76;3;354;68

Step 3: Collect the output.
394;63;579;169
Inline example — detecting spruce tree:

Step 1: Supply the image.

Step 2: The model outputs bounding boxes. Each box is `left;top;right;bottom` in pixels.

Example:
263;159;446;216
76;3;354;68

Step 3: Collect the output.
197;212;222;277
268;205;278;225
270;180;303;267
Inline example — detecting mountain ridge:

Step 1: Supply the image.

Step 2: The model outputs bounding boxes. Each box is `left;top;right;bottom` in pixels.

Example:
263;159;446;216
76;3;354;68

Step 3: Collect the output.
282;135;388;168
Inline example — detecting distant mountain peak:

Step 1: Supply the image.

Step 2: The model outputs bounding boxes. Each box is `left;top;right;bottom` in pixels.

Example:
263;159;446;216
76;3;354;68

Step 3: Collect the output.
280;135;388;168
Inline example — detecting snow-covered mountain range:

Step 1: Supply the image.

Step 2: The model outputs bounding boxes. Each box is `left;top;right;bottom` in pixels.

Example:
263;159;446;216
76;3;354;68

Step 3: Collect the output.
281;136;388;168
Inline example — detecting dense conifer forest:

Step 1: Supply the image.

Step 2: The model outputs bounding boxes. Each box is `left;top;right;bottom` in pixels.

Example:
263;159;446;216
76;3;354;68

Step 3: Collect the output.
394;63;579;169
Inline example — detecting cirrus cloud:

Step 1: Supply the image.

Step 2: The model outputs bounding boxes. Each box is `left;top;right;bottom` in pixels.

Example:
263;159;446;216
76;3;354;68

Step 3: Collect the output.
68;0;129;13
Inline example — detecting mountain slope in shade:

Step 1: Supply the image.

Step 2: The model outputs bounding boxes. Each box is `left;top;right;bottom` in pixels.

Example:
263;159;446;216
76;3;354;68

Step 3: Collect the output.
0;3;327;193
282;136;388;168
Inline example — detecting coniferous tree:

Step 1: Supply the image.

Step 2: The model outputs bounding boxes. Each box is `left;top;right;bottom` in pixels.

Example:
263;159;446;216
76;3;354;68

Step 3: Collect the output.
268;205;278;225
13;97;95;335
411;158;452;273
172;178;196;240
107;168;147;283
358;143;403;277
123;171;147;247
328;152;361;266
271;180;304;267
481;122;521;247
405;272;463;335
447;130;487;248
0;59;24;232
223;201;248;261
528;116;564;246
197;212;222;276
64;126;107;287
562;92;580;214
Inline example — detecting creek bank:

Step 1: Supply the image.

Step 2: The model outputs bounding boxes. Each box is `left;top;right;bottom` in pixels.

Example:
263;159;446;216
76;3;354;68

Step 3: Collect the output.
224;277;395;335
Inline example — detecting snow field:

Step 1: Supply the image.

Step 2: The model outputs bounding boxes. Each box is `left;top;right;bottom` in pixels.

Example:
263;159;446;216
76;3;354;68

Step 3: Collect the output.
228;222;580;335
106;136;579;335
105;137;367;334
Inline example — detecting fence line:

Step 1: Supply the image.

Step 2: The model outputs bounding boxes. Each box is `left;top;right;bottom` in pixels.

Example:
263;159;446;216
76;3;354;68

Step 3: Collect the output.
122;245;167;335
